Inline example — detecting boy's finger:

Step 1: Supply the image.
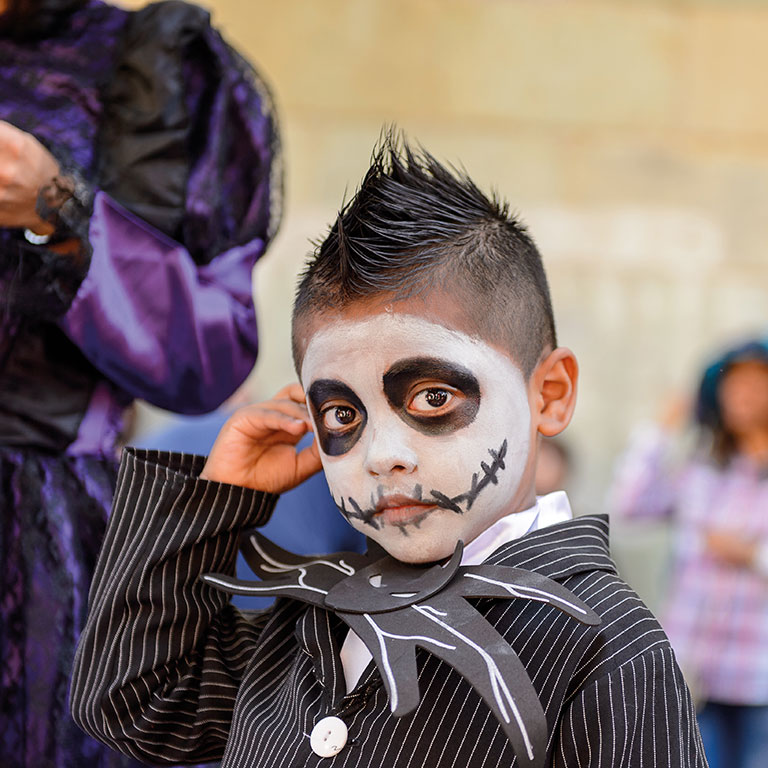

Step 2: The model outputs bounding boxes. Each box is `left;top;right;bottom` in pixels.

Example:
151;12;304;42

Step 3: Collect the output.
230;401;309;432
274;382;306;404
233;408;308;440
265;399;313;428
245;396;310;423
294;441;323;483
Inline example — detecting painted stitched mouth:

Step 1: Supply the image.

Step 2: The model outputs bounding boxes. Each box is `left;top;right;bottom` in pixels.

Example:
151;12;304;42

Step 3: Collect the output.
375;494;432;514
374;496;438;529
337;491;432;531
335;438;508;532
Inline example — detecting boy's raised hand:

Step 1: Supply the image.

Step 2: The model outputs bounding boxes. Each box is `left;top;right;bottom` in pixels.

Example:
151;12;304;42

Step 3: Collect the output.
200;383;322;493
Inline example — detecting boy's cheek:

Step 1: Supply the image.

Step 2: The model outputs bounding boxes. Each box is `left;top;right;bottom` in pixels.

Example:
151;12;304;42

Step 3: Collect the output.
317;453;360;517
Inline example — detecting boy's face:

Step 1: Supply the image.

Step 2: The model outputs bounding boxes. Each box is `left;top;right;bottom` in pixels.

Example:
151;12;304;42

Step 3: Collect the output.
299;299;537;563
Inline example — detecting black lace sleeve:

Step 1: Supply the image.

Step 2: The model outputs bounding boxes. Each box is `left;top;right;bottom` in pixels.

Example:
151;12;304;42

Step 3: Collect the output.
96;0;283;266
1;0;282;320
0;165;94;320
35;166;94;245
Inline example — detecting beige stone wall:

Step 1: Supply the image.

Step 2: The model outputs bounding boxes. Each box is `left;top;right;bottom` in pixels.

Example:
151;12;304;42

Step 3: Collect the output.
129;0;768;531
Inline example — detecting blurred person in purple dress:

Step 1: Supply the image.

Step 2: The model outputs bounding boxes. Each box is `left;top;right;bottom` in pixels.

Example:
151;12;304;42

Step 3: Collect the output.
0;0;282;764
610;336;768;768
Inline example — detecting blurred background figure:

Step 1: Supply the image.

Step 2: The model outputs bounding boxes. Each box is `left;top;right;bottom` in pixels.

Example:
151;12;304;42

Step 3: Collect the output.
534;436;573;497
609;336;768;768
0;0;281;765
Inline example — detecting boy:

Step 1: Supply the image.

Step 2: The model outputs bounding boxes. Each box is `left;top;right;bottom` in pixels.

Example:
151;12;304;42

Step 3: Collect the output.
70;137;707;767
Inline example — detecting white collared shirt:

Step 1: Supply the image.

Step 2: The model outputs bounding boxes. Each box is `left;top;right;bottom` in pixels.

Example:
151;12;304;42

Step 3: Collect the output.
340;491;574;692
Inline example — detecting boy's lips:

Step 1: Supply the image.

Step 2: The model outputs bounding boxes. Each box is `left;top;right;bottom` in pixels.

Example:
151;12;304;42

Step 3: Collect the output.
374;494;437;525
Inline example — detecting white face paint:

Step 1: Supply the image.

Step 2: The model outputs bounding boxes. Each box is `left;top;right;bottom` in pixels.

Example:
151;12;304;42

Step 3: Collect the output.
300;312;533;563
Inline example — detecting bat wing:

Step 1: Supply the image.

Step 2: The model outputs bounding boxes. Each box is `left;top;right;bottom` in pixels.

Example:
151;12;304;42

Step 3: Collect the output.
340;600;548;768
459;565;601;626
337;611;423;717
200;570;329;606
201;532;368;607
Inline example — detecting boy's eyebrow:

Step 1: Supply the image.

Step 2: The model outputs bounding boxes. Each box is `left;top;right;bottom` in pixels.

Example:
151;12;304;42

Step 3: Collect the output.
306;379;365;409
382;357;481;405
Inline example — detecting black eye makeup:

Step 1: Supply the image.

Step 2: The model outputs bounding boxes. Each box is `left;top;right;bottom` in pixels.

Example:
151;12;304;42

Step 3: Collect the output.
382;357;481;435
307;379;368;456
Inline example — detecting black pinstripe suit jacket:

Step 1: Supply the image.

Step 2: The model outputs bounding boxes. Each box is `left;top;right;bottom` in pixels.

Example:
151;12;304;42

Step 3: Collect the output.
71;449;708;767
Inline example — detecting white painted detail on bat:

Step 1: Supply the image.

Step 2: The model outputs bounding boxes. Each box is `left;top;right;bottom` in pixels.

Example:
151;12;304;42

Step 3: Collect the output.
202;570;327;595
249;534;355;576
463;573;587;615
362;613;456;713
413;604;534;761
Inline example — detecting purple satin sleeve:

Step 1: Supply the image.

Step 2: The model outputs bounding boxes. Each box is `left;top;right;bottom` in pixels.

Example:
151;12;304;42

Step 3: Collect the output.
59;192;261;414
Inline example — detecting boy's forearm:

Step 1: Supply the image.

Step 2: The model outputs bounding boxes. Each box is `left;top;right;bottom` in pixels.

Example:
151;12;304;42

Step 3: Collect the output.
70;447;277;763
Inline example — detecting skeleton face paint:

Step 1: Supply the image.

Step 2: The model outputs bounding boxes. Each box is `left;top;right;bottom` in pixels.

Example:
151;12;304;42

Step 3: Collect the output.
307;379;368;456
383;358;481;435
300;312;532;563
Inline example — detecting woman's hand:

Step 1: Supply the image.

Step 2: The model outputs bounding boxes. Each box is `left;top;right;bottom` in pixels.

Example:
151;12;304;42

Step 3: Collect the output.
657;393;691;433
201;383;322;493
0;121;59;234
705;529;757;570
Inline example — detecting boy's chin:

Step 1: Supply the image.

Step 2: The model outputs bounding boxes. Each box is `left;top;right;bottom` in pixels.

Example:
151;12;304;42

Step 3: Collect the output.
370;533;459;565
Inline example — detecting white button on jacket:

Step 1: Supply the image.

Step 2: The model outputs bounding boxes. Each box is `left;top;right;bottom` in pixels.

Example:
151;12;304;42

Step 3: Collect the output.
310;716;348;757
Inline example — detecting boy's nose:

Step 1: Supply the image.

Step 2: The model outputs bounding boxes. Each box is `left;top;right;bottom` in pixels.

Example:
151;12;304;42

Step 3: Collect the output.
363;425;417;477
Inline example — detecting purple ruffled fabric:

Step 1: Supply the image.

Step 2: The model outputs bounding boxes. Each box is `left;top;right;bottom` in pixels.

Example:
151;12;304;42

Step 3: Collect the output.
0;1;281;765
0;5;135;764
0;449;133;767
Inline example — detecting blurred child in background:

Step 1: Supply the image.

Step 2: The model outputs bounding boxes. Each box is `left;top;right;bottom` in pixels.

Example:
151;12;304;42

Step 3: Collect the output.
610;336;768;768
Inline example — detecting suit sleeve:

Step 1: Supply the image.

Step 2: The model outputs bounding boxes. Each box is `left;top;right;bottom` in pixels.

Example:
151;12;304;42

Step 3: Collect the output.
552;645;708;767
69;447;278;765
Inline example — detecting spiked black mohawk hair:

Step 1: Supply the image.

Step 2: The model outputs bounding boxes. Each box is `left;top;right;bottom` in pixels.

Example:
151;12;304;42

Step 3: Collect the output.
293;130;556;377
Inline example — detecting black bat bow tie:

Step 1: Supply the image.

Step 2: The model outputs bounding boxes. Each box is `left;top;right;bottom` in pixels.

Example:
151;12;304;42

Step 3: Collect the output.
203;534;600;768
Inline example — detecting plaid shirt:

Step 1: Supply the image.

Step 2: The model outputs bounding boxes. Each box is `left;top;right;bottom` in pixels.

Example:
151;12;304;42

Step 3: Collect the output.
610;425;768;705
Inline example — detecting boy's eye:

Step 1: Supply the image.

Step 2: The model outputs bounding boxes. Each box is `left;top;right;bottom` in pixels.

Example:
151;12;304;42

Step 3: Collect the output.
408;387;456;414
322;405;359;430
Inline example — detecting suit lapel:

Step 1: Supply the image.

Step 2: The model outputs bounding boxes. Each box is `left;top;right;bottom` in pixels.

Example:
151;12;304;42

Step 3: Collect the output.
295;605;348;709
485;515;616;581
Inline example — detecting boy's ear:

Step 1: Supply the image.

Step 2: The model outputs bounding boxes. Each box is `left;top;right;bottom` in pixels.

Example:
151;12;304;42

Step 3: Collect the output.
531;347;578;437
